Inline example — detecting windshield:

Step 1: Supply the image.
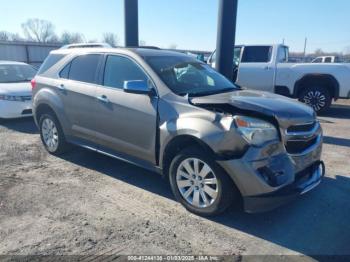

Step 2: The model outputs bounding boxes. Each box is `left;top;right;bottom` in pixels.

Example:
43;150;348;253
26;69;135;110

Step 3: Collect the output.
145;55;238;96
0;64;37;83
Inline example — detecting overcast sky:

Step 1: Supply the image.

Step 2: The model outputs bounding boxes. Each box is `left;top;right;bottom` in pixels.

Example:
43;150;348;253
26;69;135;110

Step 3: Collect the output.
1;0;349;53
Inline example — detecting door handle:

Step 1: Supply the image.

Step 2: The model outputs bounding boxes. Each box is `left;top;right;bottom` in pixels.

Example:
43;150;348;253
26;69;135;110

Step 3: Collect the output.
264;66;271;70
97;95;109;103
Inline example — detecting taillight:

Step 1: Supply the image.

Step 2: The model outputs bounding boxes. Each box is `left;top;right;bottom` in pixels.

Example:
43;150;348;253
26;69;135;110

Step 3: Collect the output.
31;79;36;89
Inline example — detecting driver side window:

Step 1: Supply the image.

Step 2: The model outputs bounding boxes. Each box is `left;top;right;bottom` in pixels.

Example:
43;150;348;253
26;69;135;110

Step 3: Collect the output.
103;55;148;89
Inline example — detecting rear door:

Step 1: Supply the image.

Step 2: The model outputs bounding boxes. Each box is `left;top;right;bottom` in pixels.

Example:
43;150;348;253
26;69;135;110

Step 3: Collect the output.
57;54;103;142
94;54;158;164
236;46;275;92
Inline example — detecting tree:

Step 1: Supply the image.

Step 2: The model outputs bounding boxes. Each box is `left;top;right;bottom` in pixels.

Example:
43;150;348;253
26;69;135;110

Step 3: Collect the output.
61;31;85;45
102;33;119;47
314;48;325;56
10;33;23;41
21;18;57;43
0;31;11;41
0;31;23;41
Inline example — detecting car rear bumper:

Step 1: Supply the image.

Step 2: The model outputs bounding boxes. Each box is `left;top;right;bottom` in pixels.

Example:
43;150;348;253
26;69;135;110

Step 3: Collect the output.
0;100;32;119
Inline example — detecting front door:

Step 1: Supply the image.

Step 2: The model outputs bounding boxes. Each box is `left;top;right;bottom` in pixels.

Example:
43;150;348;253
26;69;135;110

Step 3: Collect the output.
94;55;158;164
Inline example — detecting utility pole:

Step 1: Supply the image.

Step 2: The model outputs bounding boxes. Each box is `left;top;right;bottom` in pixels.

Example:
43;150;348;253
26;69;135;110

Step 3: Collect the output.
303;37;308;61
215;0;238;80
124;0;139;47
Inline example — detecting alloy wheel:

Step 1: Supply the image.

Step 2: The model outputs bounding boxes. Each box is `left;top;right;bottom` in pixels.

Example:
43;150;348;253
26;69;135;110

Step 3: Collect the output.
41;118;59;152
302;90;326;112
176;158;218;208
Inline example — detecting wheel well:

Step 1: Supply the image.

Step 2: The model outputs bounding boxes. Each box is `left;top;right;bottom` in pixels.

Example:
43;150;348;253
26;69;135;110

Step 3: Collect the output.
162;135;215;179
294;74;339;100
35;104;57;123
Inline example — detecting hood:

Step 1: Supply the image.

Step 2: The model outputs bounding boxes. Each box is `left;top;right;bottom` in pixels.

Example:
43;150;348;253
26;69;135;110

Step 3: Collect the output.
190;90;316;128
0;82;32;96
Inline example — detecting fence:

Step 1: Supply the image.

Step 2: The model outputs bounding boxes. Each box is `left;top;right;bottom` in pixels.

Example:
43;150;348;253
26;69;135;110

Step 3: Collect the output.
0;41;62;68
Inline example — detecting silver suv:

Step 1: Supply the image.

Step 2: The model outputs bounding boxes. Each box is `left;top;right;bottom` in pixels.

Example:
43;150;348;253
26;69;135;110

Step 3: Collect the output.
32;48;325;216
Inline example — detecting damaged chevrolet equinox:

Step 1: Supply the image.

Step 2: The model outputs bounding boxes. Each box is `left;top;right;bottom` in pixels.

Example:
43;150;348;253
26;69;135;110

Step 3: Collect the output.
32;48;325;216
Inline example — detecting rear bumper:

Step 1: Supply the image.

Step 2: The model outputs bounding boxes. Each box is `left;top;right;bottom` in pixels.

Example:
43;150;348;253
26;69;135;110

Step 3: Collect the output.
0;100;32;119
243;161;325;213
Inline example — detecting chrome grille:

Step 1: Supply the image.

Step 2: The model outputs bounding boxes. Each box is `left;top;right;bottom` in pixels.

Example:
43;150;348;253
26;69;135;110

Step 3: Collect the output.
287;122;316;133
283;121;321;155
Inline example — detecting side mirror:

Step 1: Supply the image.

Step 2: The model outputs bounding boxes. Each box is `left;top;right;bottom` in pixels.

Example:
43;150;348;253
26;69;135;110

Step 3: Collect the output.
123;80;150;95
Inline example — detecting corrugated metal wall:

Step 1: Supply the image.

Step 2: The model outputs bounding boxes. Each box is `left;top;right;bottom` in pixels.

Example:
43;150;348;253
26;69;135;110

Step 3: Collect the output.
0;41;61;68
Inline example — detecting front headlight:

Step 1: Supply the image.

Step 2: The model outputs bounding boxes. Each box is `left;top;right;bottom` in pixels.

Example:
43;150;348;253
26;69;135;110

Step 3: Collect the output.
233;116;278;146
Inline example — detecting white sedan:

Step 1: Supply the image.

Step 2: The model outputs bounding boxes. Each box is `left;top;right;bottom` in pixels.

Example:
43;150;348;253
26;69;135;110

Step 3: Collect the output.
0;61;37;119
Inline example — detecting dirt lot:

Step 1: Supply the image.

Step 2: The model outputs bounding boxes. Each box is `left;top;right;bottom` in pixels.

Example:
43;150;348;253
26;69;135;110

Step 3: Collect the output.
1;100;350;259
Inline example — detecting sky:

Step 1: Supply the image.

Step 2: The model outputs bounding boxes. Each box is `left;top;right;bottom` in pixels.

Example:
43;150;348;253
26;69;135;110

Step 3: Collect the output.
1;0;349;53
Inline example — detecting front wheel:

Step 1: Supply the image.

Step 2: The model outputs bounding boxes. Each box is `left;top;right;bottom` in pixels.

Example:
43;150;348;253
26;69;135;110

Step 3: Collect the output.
298;86;332;114
169;147;238;216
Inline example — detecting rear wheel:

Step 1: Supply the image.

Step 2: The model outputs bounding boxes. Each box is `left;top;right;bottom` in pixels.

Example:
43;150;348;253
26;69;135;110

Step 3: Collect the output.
169;147;238;216
39;113;69;155
298;86;332;114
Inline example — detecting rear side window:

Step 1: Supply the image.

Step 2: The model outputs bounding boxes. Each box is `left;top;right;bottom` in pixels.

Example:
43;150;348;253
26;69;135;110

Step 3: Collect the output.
241;46;272;63
38;54;65;75
59;63;70;79
68;54;101;84
103;55;148;89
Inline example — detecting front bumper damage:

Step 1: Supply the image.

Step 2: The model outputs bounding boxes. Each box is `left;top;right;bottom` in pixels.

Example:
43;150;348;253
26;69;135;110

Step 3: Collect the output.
218;125;324;213
242;161;325;213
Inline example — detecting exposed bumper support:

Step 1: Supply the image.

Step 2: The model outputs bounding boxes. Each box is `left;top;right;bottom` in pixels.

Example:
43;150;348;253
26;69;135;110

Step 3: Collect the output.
243;161;325;213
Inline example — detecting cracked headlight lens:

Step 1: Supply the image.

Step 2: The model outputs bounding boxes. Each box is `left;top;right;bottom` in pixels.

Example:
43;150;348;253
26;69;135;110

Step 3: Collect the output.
234;116;278;146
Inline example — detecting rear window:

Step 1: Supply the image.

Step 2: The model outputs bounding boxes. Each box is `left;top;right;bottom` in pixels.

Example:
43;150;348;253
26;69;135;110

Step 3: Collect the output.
0;64;37;83
67;54;101;84
38;54;65;75
241;46;272;63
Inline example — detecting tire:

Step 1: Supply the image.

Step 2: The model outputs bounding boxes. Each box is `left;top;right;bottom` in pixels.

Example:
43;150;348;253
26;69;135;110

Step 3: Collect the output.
298;86;332;114
39;112;69;155
168;147;238;216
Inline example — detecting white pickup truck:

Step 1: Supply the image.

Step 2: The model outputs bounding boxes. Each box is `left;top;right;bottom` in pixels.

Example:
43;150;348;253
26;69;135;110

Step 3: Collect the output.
208;44;350;113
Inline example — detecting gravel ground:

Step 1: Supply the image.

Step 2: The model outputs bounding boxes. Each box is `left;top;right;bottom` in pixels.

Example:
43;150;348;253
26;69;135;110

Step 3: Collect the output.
0;100;349;259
